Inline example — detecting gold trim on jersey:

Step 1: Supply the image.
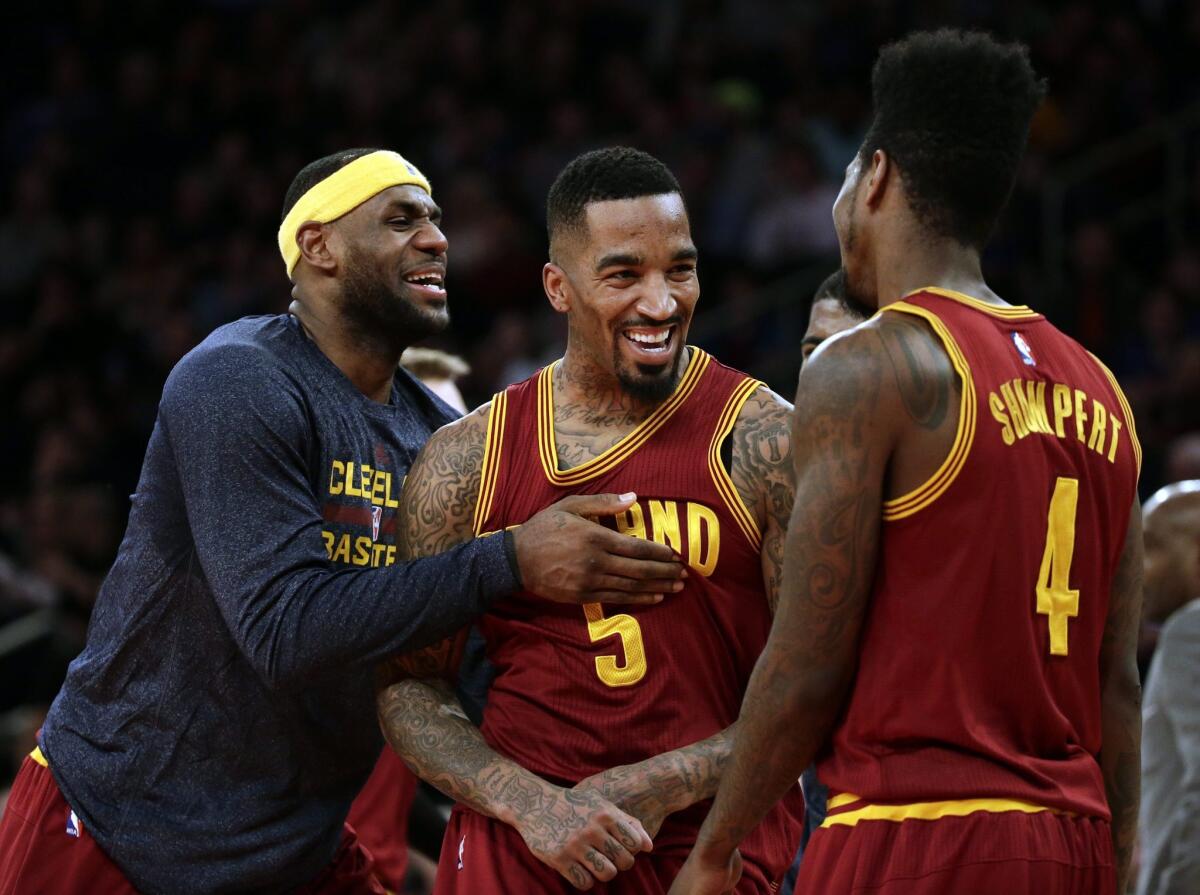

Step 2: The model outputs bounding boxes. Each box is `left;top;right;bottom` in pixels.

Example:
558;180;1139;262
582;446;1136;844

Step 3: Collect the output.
911;286;1042;321
472;392;508;536
1087;351;1143;477
820;792;1066;828
880;301;977;521
536;348;712;486
707;377;764;551
30;745;47;768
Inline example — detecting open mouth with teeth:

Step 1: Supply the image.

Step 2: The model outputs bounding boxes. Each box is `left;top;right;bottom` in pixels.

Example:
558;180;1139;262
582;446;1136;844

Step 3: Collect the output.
619;324;677;364
402;270;446;298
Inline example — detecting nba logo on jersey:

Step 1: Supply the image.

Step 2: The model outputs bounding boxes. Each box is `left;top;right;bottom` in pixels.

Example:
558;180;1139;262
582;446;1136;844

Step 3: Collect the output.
1011;331;1036;366
457;835;466;871
66;809;82;838
371;506;382;542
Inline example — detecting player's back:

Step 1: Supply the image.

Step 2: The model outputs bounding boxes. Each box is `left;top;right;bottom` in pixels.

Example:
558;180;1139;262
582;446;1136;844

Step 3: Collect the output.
472;348;803;873
819;288;1140;821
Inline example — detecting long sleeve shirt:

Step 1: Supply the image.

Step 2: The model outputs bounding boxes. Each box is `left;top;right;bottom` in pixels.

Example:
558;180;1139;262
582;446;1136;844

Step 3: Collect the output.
40;314;518;895
1138;599;1200;895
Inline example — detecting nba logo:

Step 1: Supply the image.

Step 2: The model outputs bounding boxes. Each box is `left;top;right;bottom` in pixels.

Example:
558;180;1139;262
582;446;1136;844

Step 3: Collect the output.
1011;331;1036;366
66;809;82;838
371;506;382;542
457;834;467;870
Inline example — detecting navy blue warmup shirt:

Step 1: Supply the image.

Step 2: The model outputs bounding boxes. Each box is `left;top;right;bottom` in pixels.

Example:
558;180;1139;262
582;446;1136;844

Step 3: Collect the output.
40;314;518;894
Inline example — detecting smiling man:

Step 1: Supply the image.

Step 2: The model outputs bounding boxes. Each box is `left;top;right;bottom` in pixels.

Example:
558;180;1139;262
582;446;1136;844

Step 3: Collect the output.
374;147;805;893
0;148;685;895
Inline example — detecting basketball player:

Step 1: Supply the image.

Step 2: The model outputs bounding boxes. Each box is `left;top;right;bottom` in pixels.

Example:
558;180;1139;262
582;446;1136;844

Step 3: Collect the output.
0;149;685;895
376;147;805;893
672;30;1142;895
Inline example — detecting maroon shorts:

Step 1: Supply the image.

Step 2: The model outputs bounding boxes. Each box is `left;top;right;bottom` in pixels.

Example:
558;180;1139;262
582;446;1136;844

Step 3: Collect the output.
347;747;418;891
0;749;386;895
434;805;777;895
795;808;1115;894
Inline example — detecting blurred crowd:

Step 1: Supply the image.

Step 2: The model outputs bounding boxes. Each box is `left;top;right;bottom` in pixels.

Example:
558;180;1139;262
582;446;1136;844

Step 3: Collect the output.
2;0;1199;783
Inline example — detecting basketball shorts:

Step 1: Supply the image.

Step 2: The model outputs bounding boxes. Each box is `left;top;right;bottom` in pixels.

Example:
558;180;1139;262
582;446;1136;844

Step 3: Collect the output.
794;802;1115;894
347;747;418;891
434;804;779;894
0;748;387;895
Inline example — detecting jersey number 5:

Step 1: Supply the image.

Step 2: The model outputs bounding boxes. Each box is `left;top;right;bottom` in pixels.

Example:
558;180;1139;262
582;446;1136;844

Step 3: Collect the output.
1036;477;1080;656
583;604;646;686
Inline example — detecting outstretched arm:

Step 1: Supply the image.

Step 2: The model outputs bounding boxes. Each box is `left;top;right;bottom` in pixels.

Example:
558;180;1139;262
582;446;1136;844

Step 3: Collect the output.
575;386;795;834
1099;497;1142;894
671;315;947;893
377;405;652;890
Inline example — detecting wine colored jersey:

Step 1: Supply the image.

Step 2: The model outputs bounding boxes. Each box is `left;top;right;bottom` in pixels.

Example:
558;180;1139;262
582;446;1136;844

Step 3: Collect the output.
472;348;803;873
818;288;1140;822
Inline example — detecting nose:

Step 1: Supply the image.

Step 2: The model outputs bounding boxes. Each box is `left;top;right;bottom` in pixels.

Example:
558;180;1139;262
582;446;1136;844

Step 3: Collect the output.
633;273;678;321
413;221;449;256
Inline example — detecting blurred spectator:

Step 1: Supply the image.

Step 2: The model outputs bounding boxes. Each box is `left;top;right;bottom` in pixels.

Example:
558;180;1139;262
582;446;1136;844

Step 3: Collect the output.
1138;482;1200;895
401;348;472;415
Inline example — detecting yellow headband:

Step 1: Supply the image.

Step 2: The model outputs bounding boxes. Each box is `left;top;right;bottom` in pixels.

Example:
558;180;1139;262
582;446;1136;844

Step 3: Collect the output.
278;150;432;277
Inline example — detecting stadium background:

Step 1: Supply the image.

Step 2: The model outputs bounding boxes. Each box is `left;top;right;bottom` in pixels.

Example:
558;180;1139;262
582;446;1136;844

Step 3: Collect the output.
1;0;1198;867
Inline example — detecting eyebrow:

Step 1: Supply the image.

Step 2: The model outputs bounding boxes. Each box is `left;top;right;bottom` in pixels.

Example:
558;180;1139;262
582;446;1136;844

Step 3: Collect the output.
595;246;699;272
800;336;823;349
596;252;642;271
383;199;442;220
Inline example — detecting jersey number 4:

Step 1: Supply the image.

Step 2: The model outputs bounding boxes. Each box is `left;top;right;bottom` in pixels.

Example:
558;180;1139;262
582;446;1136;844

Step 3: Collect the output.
1036;477;1080;656
583;604;647;686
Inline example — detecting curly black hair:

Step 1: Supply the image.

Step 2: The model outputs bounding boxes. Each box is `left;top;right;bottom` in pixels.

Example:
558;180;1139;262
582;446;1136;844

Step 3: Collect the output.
861;29;1046;248
280;148;379;221
546;147;683;260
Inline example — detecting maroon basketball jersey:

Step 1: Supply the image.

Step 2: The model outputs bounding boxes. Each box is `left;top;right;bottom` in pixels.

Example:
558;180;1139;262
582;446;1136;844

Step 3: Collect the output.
473;347;803;872
818;288;1140;822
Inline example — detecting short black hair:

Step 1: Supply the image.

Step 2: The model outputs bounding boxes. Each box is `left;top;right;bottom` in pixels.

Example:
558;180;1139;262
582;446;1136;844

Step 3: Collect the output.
546;147;683;259
810;268;869;319
861;29;1046;248
281;148;380;221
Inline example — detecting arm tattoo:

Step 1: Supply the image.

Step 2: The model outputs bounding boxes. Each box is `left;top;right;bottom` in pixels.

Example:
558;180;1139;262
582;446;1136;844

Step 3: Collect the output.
398;404;490;558
728;387;794;614
582;725;736;824
876;311;956;429
691;327;894;859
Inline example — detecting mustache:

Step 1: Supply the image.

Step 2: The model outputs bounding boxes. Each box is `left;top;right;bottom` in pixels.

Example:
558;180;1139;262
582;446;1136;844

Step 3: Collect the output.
617;314;685;330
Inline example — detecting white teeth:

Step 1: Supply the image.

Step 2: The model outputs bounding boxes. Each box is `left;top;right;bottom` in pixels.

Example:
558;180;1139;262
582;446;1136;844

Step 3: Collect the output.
625;330;670;345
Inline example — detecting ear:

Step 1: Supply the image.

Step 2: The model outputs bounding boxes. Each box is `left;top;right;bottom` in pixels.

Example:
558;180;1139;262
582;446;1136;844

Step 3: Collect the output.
543;262;572;313
863;149;891;209
295;222;338;274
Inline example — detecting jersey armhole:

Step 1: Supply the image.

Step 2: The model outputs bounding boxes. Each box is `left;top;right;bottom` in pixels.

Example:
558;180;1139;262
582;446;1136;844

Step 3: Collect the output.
1086;351;1143;479
879;302;978;522
472;392;507;536
708;378;765;551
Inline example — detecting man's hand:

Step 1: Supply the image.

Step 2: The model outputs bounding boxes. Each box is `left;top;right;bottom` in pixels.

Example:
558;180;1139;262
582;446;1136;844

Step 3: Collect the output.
574;763;672;839
668;849;743;894
510;782;654;890
513;492;687;605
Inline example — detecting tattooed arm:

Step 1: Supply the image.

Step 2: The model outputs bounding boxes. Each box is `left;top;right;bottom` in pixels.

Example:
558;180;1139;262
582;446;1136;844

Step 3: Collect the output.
730;386;795;614
671;313;954;893
1099;497;1143;894
377;405;653;890
572;387;795;833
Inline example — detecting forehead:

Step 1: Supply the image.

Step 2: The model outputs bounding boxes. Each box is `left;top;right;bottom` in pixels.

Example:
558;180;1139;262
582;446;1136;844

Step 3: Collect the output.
348;182;436;221
581;194;691;255
806;297;861;339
